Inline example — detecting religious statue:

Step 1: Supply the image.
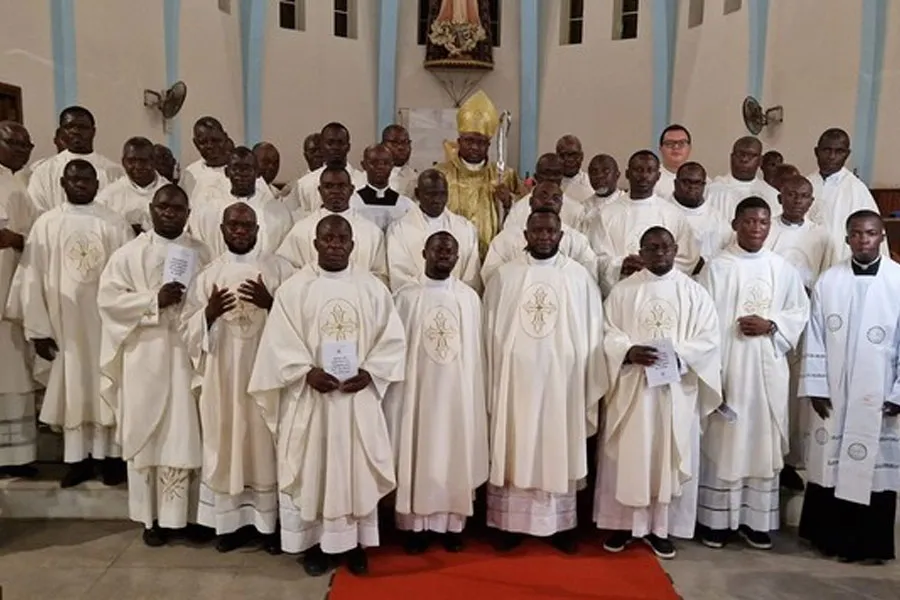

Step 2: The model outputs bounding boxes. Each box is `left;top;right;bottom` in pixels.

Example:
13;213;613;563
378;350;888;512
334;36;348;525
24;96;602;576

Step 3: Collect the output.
436;91;523;257
424;0;494;69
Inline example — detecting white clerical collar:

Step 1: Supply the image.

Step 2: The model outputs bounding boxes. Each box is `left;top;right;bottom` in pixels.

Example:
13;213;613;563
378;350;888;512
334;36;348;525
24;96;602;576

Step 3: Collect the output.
203;162;225;172
852;256;881;270
461;158;486;172
779;216;804;228
628;194;657;205
128;175;160;194
732;244;769;259
672;196;707;213
528;254;558;266
422;210;445;224
320;266;351;279
324;206;351;216
366;183;390;198
226;249;258;263
822;167;849;185
725;174;758;187
150;230;188;245
646;268;677;281
424;275;452;289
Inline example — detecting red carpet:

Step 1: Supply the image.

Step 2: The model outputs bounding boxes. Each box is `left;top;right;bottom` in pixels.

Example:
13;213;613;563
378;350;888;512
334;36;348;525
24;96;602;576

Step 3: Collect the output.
330;539;680;599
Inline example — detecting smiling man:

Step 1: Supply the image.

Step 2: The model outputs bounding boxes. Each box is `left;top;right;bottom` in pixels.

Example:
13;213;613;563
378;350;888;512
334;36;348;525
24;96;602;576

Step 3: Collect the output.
654;125;694;198
706;136;779;220
97;137;169;235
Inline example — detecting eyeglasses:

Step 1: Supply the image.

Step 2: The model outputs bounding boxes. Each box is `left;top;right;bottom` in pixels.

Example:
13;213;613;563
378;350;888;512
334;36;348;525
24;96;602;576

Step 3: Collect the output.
661;140;690;149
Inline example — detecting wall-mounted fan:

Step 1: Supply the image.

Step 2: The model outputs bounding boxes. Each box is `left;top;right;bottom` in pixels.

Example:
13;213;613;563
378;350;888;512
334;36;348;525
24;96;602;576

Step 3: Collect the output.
742;96;783;135
143;81;187;132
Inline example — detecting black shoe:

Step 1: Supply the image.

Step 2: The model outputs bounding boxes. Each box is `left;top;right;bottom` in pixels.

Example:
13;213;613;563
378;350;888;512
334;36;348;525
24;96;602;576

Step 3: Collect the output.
442;532;464;553
302;545;330;577
550;530;578;555
493;531;522;552
183;523;216;544
100;457;127;486
345;546;369;576
0;464;39;478
215;527;254;553
60;459;94;488
262;532;282;555
403;531;429;555
738;526;772;550
700;528;729;549
603;530;633;553
643;534;676;559
779;466;805;492
142;524;168;547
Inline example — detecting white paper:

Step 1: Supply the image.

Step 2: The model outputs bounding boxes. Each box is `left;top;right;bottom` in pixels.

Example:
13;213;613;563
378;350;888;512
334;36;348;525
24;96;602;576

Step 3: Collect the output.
164;245;198;287
644;338;681;388
322;340;359;383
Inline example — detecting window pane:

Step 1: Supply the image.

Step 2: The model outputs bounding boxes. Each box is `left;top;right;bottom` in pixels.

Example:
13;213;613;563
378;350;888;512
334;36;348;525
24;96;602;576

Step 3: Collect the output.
335;0;348;12
622;13;638;39
688;0;704;27
279;2;296;30
570;0;584;19
568;19;583;44
623;0;639;14
490;0;501;46
335;11;348;37
418;0;429;44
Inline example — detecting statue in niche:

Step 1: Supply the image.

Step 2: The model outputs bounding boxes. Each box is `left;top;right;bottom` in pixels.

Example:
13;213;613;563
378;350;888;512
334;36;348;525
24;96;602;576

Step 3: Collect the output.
424;0;494;70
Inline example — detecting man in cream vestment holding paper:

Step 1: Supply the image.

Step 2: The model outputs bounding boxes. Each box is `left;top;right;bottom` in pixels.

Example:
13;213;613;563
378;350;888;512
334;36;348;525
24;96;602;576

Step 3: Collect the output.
596;227;721;560
385;231;488;554
249;214;405;577
484;208;607;554
386;169;481;293
799;210;900;564
183;203;294;554
98;184;210;546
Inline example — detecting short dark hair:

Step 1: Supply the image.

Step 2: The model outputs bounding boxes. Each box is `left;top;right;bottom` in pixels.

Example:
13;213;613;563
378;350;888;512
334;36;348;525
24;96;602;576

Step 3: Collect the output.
628;150;660;167
640;226;674;247
658;124;691;146
527;206;562;225
321;122;350;138
380;124;406;141
734;196;771;219
152;183;188;204
425;230;458;249
321;162;351;183
194;116;224;133
762;150;783;161
122;136;153;154
676;161;706;178
60;106;95;127
817;128;850;147
845;209;882;231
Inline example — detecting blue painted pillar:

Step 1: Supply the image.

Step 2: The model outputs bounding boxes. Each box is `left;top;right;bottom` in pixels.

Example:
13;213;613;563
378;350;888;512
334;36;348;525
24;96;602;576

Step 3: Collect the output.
240;0;267;146
376;0;400;136
49;0;78;116
519;0;539;173
651;0;678;146
163;0;182;159
853;0;887;184
747;0;770;99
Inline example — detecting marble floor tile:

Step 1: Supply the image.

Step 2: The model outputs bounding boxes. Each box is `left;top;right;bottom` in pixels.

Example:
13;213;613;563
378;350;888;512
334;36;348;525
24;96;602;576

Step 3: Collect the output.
0;566;107;600
221;568;333;600
0;519;135;569
110;533;246;569
82;567;237;600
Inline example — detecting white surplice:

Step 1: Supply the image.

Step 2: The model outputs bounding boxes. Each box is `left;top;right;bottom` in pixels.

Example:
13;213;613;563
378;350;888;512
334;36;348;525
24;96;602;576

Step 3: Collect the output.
481;224;598;285
484;254;608;535
390;165;418;200
180;160;225;201
287;164;368;218
384;276;489;533
588;195;700;296
561;171;594;204
182;250;295;534
668;198;732;263
18;202;133;462
696;245;810;532
276;207;387;283
95;174;169;232
27;150;123;214
350;185;416;232
706;175;780;221
0;165;39;466
98;231;210;528
799;259;900;504
595;268;721;539
188;186;291;258
579;190;626;236
385;207;481;293
249;265;406;554
807;168;886;268
504;192;584;232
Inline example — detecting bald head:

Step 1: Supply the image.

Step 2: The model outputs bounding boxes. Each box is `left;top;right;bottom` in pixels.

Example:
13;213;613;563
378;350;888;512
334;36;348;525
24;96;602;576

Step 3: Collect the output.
731;136;763;181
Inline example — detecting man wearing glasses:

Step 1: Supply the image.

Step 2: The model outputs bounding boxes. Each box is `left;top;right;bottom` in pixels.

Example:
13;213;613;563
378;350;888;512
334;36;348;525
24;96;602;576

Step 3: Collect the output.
655;124;697;199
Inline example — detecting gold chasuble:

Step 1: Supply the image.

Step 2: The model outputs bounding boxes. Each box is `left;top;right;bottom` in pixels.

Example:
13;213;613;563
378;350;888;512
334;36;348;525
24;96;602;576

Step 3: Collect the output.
437;91;522;256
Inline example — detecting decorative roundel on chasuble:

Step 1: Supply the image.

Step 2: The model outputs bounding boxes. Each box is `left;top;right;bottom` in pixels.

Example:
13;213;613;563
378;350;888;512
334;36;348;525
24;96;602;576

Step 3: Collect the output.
422;305;461;365
63;231;107;283
519;283;560;339
825;314;843;333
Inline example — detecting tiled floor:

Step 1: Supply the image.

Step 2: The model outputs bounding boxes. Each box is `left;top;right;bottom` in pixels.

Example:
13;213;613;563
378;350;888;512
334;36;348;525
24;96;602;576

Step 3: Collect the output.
0;520;898;599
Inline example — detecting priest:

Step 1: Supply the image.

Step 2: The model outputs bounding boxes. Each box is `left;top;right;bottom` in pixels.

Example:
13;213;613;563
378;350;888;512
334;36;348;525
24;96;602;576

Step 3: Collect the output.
760;150;784;189
386;169;480;292
482;182;597;285
98;184;210;546
277;165;387;281
504;153;584;232
385;231;488;554
696;197;810;550
597;226;721;560
182;203;294;553
580;154;624;235
484;208;607;554
152;144;178;184
655;125;696;198
302;133;324;174
288;123;366;217
382;124;417;199
252;141;293;207
555;135;594;203
189;147;291;257
96;137;169;235
249;214;406;577
179;117;230;199
436;91;523;257
670;162;731;267
350;144;415;231
27;106;123;213
588;150;699;296
0;121;39;478
798;210;900;564
706;137;779;218
18;159;133;488
807;128;885;267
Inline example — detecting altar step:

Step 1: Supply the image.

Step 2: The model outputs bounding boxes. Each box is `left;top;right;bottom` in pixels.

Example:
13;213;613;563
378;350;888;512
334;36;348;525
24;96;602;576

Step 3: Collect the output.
0;463;128;520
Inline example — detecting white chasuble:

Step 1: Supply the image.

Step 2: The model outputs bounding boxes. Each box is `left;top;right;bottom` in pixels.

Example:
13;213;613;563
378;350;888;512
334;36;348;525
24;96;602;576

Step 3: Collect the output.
589;195;699;296
27;150;123;214
799;260;900;503
188;187;290;258
248;265;405;552
180;159;225;200
98;232;210;471
807;168;886;268
95;174;169;232
385;277;489;526
484;254;607;495
504;192;584;232
385;207;481;293
579;190;626;236
705;175;779;221
481;224;598;286
764;219;831;290
697;246;810;482
18;203;132;443
276;207;387;282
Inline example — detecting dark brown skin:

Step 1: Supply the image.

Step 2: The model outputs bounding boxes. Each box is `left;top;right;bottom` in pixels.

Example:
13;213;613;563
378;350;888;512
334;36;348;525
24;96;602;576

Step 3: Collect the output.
422;231;459;280
0;121;33;251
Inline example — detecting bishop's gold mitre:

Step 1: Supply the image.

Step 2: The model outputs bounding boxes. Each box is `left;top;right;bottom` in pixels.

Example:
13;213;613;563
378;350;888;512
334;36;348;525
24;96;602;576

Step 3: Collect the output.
457;90;499;138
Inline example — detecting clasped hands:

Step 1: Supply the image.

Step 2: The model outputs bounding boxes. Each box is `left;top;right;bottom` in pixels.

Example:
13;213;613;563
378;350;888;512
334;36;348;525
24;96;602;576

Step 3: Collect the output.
307;367;372;395
204;276;273;326
736;315;773;337
811;397;900;420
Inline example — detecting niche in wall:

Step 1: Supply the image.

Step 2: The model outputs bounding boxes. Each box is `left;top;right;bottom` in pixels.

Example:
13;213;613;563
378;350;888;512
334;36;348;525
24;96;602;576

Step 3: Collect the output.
0;82;23;123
